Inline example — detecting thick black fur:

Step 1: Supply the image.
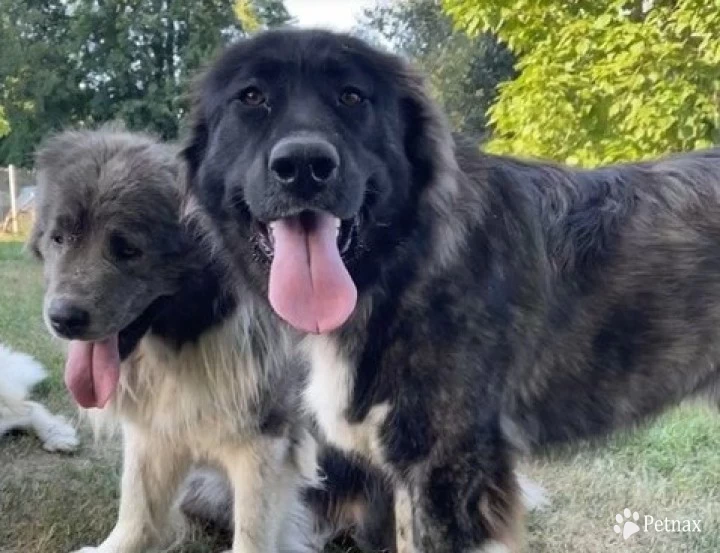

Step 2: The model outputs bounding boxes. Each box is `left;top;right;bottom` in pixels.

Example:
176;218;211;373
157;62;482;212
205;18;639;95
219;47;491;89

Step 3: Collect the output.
184;29;720;552
304;447;395;551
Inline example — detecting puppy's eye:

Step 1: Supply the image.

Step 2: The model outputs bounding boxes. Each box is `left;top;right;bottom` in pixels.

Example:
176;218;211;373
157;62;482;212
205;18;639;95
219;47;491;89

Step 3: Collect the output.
51;233;64;246
238;86;266;106
111;234;142;260
340;88;365;107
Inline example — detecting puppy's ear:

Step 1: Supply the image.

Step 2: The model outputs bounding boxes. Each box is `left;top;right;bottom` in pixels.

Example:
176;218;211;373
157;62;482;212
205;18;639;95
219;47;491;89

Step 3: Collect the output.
26;168;50;261
28;138;63;262
26;209;44;260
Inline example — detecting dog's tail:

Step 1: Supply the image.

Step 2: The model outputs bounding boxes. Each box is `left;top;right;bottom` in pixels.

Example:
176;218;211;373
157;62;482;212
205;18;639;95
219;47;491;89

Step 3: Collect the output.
0;343;48;401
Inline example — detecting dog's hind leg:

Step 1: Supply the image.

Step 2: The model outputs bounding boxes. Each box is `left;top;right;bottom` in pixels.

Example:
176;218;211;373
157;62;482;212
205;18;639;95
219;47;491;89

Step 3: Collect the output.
180;467;234;531
699;375;720;409
0;396;33;437
26;401;79;452
72;421;191;553
0;398;78;452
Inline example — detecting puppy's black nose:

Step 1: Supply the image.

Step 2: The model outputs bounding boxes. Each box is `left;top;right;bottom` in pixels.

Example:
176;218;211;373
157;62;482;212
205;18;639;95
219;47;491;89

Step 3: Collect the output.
269;136;340;190
48;299;90;338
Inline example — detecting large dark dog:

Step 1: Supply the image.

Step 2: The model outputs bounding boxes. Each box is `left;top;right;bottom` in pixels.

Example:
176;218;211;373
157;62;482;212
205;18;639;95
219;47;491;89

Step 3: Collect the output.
184;29;720;552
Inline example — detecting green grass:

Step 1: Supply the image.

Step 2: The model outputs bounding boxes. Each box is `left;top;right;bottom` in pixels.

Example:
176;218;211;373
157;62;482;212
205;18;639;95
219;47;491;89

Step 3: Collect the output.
1;238;718;552
521;406;720;552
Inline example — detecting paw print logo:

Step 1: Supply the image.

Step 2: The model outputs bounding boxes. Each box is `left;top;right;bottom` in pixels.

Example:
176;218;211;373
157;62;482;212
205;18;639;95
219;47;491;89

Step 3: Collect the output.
614;508;641;540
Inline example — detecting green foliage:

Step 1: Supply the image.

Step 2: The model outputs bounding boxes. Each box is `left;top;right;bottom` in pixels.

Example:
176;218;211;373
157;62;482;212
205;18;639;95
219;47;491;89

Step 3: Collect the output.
0;107;9;138
361;0;515;137
235;0;262;31
443;0;720;166
0;0;290;167
236;0;291;30
0;1;92;165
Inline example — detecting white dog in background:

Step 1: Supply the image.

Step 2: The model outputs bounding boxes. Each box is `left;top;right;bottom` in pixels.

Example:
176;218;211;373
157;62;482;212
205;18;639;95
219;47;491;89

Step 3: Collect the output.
0;343;78;452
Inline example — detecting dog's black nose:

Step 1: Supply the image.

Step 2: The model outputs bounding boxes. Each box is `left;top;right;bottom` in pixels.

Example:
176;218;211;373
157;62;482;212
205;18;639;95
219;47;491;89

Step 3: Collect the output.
48;299;90;338
269;136;340;190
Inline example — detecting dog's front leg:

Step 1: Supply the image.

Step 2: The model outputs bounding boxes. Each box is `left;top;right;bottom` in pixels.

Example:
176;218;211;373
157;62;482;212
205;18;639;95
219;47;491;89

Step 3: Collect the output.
221;436;303;553
394;482;416;553
394;435;522;553
72;421;191;553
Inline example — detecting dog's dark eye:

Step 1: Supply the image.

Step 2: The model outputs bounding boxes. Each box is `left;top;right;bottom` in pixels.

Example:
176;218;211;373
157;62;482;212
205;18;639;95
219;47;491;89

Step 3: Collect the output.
238;86;266;106
340;88;365;107
51;233;64;246
110;234;142;260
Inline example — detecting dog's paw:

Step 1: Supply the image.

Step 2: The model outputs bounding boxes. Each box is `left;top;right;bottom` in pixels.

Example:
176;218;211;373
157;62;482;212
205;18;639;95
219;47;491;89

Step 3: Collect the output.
41;416;79;452
517;472;550;511
478;543;512;553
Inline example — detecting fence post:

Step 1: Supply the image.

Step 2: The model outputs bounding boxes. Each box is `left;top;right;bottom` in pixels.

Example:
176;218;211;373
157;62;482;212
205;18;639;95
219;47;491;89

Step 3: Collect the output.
8;164;18;234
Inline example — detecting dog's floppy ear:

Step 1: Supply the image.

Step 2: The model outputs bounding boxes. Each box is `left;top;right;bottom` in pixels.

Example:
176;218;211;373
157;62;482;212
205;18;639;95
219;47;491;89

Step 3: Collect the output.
26;213;44;260
395;64;457;185
27;133;70;261
391;57;473;269
182;120;208;186
25;166;53;260
181;86;210;188
26;167;55;261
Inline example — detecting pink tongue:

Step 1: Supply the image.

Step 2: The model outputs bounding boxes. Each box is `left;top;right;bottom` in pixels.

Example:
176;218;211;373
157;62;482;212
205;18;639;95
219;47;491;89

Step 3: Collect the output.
64;335;121;409
268;213;357;334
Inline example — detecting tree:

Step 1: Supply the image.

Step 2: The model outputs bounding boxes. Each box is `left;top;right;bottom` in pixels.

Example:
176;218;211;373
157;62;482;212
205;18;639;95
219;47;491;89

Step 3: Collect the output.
0;1;93;165
360;0;515;138
0;107;9;138
443;0;720;166
0;0;291;167
235;0;291;31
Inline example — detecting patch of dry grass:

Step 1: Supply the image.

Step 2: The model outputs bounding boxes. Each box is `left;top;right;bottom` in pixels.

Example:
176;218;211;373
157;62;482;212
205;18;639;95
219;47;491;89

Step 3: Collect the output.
521;405;719;552
1;241;718;552
0;215;33;242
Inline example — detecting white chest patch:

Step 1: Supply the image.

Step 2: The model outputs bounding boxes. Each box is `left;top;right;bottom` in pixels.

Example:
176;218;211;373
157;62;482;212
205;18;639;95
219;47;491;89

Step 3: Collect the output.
302;335;389;460
102;310;283;453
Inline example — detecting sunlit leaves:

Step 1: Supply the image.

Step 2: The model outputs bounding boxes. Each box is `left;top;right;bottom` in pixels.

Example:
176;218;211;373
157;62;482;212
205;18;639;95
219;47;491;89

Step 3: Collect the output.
234;0;261;32
443;0;720;166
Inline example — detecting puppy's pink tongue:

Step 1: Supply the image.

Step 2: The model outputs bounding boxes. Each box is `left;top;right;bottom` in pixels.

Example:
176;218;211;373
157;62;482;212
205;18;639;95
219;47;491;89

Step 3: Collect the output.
268;213;357;334
64;335;120;409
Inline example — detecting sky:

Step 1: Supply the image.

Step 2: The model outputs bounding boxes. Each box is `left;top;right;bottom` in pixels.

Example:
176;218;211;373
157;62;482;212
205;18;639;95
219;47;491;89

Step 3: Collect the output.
284;0;379;32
